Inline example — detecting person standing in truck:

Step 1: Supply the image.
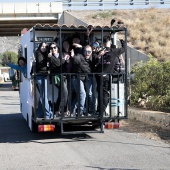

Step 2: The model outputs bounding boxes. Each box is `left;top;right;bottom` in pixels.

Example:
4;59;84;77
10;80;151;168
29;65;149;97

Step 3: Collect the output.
70;34;91;116
48;42;69;117
34;42;53;119
95;36;126;115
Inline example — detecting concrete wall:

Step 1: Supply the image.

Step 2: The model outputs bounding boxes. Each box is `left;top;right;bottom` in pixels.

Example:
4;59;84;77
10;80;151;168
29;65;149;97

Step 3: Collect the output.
127;46;149;67
63;11;88;26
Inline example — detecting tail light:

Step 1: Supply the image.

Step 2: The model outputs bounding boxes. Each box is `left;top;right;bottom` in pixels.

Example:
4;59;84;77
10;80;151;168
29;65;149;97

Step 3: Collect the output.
104;122;119;129
38;125;55;132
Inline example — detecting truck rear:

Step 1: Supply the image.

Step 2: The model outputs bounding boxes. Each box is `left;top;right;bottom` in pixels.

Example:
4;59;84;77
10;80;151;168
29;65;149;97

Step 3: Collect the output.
19;23;128;134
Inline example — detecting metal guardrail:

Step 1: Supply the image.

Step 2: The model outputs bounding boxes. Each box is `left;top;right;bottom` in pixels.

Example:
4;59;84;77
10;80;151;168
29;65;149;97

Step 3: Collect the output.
63;0;170;10
0;1;169;14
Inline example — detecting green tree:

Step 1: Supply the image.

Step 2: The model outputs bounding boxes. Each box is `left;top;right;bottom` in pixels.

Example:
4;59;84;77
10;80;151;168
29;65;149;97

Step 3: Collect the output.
2;51;18;66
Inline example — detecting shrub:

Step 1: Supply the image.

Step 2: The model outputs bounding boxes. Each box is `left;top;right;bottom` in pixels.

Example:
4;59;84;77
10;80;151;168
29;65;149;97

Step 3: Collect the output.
2;51;18;66
130;54;170;111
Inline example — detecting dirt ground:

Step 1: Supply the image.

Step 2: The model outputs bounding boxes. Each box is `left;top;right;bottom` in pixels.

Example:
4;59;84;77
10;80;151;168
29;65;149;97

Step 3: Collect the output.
119;119;170;145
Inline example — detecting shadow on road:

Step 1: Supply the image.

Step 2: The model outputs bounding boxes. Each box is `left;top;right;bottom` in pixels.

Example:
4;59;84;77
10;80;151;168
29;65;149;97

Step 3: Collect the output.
0;82;13;91
0;113;92;144
0;113;170;150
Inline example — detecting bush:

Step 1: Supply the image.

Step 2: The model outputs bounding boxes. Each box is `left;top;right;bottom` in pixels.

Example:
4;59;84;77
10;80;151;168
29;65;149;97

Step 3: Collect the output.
130;54;170;111
1;51;18;66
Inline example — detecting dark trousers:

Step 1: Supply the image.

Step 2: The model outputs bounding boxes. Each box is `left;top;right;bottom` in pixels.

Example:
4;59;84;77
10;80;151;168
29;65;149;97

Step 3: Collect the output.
96;75;110;113
55;78;68;112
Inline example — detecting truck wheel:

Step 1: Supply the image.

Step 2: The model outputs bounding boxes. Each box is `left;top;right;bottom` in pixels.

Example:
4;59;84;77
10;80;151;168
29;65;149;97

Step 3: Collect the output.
31;107;38;133
31;119;38;133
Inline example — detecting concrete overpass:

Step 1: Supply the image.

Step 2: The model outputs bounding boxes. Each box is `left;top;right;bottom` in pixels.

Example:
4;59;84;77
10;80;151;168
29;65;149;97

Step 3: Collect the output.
0;2;63;36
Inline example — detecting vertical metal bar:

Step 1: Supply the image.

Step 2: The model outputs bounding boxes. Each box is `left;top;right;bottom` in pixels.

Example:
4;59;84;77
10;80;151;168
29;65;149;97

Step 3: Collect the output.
85;74;89;116
61;74;64;117
99;75;103;118
109;73;111;118
52;74;55;117
92;73;96;115
68;73;72;116
117;73;120;117
124;28;128;118
77;73;80;116
100;28;104;117
42;77;45;118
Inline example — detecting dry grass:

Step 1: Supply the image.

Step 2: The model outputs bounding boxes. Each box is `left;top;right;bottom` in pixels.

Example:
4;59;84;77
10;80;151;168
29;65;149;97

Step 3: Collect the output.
70;8;170;61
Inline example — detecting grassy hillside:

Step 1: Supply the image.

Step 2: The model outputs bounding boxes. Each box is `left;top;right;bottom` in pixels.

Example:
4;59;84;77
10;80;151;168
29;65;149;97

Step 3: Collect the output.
70;8;170;61
0;37;19;55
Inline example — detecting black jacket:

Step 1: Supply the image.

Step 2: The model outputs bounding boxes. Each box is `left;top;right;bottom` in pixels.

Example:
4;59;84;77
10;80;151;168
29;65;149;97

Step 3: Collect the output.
35;51;48;73
71;53;91;81
48;54;65;74
95;47;125;74
61;52;74;73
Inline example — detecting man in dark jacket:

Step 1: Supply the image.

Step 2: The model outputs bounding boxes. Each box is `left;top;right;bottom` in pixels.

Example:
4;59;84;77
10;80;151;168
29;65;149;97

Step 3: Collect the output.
70;35;91;116
95;36;125;115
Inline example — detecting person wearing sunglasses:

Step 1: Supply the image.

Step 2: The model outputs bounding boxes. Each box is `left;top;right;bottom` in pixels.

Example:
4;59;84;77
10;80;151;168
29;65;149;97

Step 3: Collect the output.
48;42;68;117
70;43;91;117
83;45;97;115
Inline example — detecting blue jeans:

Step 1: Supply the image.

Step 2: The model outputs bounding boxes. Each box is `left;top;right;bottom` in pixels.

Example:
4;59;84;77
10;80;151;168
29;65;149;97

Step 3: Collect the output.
71;77;86;113
36;75;53;118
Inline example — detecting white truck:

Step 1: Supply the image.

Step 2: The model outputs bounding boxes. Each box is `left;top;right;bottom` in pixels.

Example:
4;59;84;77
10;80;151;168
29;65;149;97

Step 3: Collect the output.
19;23;128;134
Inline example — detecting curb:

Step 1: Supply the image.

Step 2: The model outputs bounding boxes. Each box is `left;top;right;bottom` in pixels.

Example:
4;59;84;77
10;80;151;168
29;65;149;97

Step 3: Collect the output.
128;107;170;130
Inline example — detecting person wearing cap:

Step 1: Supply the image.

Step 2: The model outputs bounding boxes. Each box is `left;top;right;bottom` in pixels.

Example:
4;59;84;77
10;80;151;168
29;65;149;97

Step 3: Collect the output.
48;42;69;117
92;41;100;53
95;36;126;115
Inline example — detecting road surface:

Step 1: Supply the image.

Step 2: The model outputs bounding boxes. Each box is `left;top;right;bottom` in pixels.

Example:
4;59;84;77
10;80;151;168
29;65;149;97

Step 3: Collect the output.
0;82;170;170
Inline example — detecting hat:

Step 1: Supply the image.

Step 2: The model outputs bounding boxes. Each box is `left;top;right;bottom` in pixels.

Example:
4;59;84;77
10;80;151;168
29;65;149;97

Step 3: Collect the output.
72;33;80;40
92;42;99;47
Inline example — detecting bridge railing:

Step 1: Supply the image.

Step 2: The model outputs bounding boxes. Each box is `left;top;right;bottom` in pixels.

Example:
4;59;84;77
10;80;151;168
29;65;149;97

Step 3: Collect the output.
63;0;170;10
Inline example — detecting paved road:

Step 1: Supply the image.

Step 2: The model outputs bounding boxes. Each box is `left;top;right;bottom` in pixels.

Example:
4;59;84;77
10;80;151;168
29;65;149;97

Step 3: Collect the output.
0;83;170;170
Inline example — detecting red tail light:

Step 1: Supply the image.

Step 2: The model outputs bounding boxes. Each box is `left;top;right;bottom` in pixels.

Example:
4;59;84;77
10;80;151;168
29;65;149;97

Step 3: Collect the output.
38;125;55;132
104;122;119;129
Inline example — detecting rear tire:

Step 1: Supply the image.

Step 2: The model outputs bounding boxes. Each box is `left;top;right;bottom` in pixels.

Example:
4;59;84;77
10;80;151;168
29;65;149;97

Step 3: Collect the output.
31;107;38;133
31;119;38;133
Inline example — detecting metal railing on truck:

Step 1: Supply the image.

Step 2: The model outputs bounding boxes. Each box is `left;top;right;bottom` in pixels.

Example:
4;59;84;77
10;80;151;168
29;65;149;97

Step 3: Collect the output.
30;24;128;134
